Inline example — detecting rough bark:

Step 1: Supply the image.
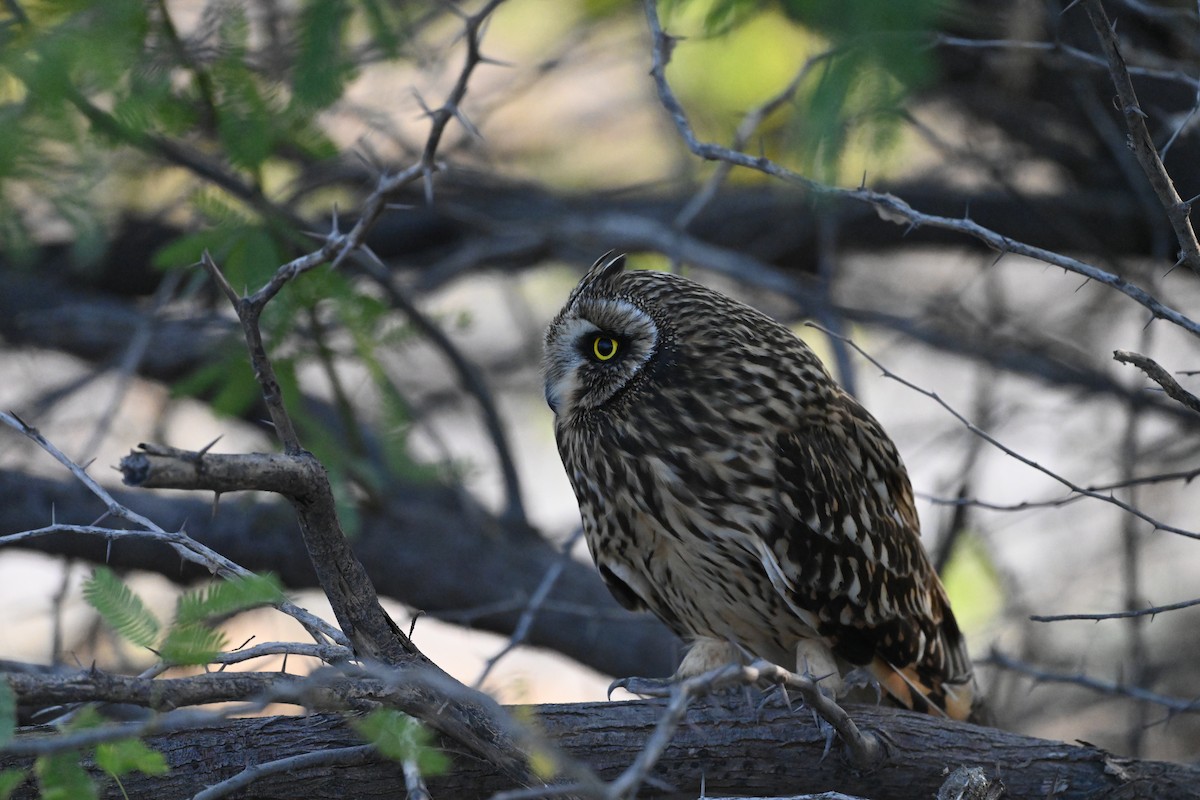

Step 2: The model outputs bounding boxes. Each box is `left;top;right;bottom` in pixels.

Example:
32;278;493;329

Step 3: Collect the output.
2;699;1196;800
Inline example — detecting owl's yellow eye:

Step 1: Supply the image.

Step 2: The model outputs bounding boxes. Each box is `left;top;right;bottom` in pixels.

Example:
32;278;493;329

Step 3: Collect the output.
592;335;620;361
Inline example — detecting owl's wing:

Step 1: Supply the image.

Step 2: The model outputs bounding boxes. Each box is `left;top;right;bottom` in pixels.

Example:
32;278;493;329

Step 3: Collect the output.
763;391;978;720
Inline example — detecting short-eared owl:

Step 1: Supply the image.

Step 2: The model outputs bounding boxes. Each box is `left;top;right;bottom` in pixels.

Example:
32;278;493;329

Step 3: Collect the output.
544;253;982;722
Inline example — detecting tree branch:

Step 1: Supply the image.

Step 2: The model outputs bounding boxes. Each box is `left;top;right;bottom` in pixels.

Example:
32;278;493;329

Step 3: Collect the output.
1083;0;1200;275
1113;349;1200;416
4;694;1197;800
641;0;1200;340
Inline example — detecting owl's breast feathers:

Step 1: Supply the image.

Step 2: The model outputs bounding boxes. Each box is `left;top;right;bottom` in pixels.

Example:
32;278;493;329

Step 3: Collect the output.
766;391;981;721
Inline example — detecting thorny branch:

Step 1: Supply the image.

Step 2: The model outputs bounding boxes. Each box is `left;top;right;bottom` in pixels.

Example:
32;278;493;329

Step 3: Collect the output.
1114;349;1200;416
474;529;583;689
920;464;1200;513
610;662;883;800
642;0;1200;339
984;650;1200;716
1083;0;1200;275
0;411;346;648
1031;596;1200;623
191;745;379;800
805;327;1200;541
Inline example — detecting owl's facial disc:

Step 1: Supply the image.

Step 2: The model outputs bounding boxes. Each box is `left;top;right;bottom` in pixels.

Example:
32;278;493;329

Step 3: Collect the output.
543;297;658;418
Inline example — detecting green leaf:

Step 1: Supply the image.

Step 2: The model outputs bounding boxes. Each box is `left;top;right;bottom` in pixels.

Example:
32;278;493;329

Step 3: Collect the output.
179;354;261;419
96;739;169;778
0;769;26;800
213;58;274;169
36;752;96;800
292;0;356;110
158;623;226;666
174;573;284;627
0;681;14;747
353;710;449;776
82;567;160;649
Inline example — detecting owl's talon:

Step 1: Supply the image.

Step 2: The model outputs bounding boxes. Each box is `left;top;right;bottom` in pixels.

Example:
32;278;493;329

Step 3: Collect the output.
754;683;792;714
842;666;883;705
815;712;837;761
608;676;674;699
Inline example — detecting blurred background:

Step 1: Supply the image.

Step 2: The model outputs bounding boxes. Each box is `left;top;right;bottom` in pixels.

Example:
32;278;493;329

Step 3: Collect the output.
1;0;1199;764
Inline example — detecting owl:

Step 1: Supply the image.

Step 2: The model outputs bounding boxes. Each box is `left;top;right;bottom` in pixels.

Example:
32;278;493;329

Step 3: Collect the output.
543;253;984;722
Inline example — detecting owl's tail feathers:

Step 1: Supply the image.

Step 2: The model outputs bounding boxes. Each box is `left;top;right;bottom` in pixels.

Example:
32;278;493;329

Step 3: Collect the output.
868;657;990;725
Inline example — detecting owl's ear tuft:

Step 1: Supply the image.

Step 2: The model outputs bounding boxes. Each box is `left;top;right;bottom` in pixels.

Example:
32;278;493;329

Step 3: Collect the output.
567;252;627;306
586;251;626;283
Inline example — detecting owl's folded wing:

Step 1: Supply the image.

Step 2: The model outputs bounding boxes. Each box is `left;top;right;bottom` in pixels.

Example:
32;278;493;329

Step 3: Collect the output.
760;392;978;720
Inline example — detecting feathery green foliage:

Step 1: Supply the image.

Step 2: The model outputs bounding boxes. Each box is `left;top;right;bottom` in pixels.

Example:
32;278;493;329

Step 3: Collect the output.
95;738;170;779
83;568;285;665
81;567;161;649
174;573;284;627
35;752;96;800
157;623;229;667
354;710;450;776
665;0;943;182
0;769;25;800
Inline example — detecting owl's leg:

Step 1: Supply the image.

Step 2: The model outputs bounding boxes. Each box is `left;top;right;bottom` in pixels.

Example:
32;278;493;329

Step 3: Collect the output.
608;638;744;698
794;638;844;697
676;637;743;677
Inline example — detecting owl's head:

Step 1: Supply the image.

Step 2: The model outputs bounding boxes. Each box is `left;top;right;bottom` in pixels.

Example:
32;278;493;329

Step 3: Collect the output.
544;252;832;430
542;253;663;421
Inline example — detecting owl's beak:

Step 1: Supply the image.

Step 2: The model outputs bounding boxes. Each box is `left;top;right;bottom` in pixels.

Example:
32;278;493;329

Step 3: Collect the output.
544;385;560;415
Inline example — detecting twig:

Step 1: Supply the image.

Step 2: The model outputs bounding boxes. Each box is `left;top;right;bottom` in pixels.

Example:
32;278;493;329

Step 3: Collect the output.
671;51;834;256
1031;596;1200;622
932;34;1200;91
357;249;530;530
641;0;1200;340
79;269;183;463
608;661;883;800
1083;0;1200;275
0;413;346;647
474;529;582;689
0;705;263;758
984;650;1200;714
1114;349;1200;415
920;464;1200;512
191;745;378;800
804;327;1200;540
49;559;73;666
402;753;434;800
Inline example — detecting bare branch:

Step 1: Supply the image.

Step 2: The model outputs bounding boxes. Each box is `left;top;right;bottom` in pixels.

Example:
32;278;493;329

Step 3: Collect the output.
984;650;1200;715
805;326;1200;540
191;745;378;800
1114;349;1200;415
920;465;1200;513
641;0;1200;339
0;413;346;647
357;249;530;530
474;530;582;689
1031;596;1200;622
608;661;883;800
1083;0;1200;275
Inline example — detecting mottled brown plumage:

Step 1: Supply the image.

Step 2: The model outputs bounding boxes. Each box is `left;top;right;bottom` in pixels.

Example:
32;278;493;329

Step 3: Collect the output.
543;253;982;722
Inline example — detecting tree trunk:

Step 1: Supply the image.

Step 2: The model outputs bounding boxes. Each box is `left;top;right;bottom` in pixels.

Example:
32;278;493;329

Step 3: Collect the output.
3;698;1196;799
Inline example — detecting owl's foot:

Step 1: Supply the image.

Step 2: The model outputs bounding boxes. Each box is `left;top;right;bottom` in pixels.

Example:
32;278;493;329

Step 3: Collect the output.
610;639;750;699
608;675;675;699
841;665;883;705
